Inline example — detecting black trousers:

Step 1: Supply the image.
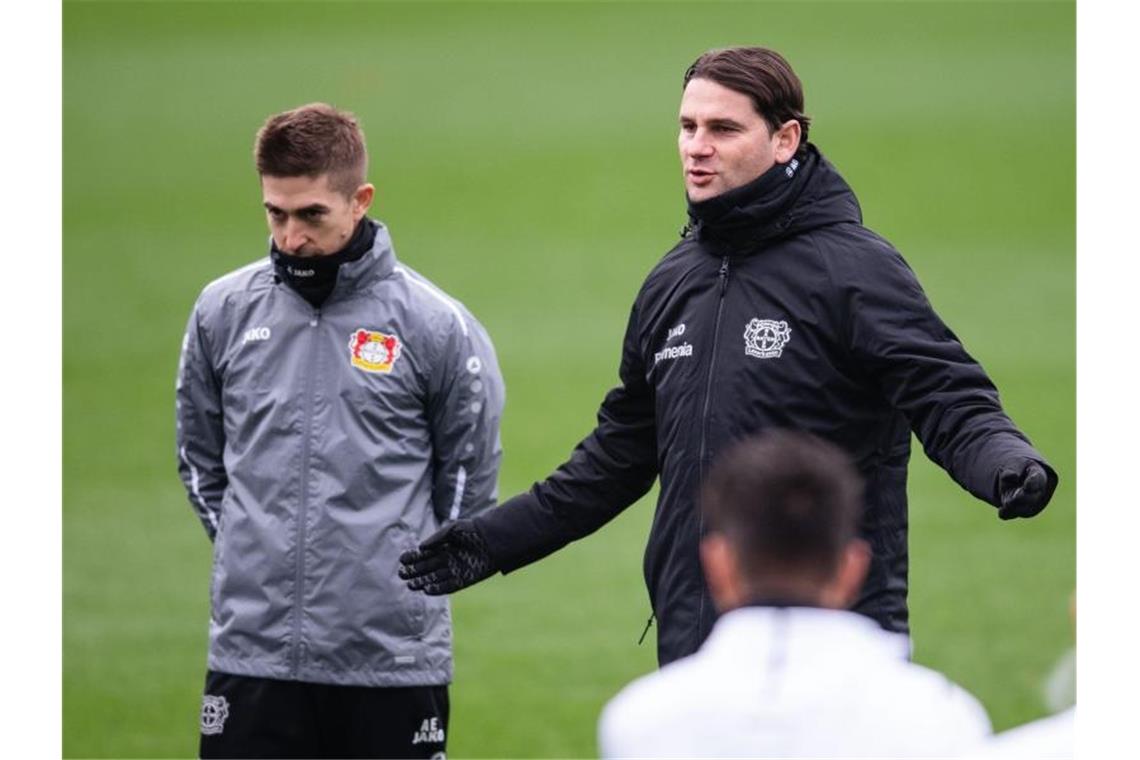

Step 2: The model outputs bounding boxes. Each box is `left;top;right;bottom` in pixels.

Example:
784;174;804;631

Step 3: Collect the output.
199;671;449;759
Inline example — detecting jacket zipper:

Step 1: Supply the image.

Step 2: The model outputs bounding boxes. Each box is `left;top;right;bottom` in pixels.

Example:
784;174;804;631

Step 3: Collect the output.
289;307;322;677
695;256;730;643
698;257;730;473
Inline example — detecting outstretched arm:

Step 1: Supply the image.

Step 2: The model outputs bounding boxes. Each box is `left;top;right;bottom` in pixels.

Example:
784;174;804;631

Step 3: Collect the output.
844;240;1057;518
401;301;659;594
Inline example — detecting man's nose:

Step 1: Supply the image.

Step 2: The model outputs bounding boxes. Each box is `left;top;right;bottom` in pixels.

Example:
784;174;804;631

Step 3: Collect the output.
686;130;715;158
282;219;308;252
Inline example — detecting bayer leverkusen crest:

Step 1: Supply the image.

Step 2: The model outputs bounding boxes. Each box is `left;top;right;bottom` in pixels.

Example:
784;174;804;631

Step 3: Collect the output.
743;318;792;359
349;328;402;373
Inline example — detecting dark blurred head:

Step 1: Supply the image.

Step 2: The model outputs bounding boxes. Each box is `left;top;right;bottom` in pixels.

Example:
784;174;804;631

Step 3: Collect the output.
699;430;869;611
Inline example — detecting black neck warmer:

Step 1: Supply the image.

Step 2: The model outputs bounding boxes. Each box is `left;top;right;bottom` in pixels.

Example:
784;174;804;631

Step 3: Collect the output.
272;217;377;308
685;146;816;252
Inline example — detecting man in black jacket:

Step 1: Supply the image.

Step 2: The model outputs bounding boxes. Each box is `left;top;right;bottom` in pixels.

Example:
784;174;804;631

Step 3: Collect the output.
399;47;1057;666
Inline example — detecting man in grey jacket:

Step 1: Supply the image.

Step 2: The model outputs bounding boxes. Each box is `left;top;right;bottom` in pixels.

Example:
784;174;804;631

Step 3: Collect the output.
176;102;505;759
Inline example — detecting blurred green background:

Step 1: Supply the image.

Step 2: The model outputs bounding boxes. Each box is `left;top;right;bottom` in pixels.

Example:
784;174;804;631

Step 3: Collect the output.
63;1;1074;757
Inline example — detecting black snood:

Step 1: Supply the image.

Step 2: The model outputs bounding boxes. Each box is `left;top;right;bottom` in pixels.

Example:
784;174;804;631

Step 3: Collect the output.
684;147;815;250
272;218;376;308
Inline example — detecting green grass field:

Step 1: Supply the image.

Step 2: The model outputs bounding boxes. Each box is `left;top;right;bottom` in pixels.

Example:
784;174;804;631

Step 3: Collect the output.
64;1;1075;756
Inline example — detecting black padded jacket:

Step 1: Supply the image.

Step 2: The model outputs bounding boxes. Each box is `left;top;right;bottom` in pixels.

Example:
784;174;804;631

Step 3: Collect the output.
475;143;1056;665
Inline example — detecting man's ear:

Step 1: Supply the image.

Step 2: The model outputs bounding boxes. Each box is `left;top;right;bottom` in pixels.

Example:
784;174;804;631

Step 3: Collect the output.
701;533;744;613
773;120;802;164
821;539;871;609
352;183;375;220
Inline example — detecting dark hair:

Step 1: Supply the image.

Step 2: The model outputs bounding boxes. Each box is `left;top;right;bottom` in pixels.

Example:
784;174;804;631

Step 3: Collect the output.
701;431;863;584
683;47;811;143
254;103;368;197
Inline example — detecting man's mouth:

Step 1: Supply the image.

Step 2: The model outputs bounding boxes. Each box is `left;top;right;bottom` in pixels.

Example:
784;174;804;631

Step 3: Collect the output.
686;169;716;185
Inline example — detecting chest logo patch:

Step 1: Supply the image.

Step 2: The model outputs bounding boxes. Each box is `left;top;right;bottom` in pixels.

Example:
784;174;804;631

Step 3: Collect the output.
241;326;271;345
349;328;402;373
744;318;792;359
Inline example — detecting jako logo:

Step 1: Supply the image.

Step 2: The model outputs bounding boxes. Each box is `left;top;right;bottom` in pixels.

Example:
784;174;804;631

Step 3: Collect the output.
412;717;445;745
242;326;271;344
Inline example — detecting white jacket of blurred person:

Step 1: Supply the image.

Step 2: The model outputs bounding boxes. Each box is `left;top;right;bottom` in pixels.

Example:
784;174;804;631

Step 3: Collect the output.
598;605;991;759
963;707;1073;759
597;432;993;759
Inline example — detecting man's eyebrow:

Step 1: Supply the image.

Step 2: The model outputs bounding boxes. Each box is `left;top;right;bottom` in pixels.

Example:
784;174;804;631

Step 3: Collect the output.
706;118;746;129
677;116;747;129
262;202;331;214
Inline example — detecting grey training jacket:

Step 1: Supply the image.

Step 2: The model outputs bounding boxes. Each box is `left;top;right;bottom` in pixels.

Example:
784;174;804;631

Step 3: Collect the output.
175;222;504;687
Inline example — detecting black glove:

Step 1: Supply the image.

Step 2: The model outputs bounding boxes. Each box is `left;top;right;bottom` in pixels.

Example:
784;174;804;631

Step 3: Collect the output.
398;519;496;595
997;460;1056;520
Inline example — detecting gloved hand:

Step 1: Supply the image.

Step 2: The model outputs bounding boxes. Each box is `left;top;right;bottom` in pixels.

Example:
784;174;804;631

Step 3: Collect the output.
398;519;496;595
997;460;1055;520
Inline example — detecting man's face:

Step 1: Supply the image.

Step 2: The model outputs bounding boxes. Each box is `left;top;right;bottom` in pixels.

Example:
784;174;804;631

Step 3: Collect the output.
679;78;791;202
261;173;373;257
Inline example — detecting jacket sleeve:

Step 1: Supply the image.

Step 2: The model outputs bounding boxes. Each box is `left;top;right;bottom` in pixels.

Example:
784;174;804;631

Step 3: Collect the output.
476;299;659;573
426;312;506;524
175;298;227;541
842;238;1057;506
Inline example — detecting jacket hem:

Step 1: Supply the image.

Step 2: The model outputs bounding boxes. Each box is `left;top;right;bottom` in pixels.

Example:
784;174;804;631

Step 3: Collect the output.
207;654;452;688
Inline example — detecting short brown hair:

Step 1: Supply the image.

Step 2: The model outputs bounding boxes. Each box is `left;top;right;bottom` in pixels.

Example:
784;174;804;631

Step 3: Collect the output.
701;431;863;584
683;47;811;144
254;103;368;197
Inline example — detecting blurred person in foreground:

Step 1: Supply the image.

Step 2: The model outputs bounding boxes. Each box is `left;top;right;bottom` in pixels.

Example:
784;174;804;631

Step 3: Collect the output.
968;694;1073;759
176;103;504;758
400;46;1057;667
598;431;991;758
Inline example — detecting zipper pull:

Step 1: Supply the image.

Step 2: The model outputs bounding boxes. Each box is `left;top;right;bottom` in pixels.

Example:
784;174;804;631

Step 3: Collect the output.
718;257;730;294
637;613;655;645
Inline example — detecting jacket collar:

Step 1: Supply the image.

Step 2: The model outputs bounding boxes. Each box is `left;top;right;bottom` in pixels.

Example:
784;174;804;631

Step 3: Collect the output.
706;606;912;662
335;219;397;292
685;142;862;255
269;218;398;306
